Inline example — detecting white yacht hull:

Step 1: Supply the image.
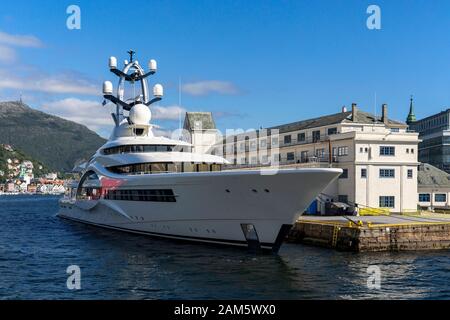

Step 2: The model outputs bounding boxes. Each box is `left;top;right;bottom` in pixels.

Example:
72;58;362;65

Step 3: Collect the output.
58;168;341;252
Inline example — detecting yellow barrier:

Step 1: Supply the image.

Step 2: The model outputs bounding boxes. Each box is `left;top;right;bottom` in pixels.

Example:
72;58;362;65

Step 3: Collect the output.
358;208;390;216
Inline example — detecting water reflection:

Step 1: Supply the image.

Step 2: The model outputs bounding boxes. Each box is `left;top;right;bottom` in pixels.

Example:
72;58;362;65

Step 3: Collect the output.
2;196;450;299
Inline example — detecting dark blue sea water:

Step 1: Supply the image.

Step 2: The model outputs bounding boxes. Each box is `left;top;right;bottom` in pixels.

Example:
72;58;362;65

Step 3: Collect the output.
1;195;450;300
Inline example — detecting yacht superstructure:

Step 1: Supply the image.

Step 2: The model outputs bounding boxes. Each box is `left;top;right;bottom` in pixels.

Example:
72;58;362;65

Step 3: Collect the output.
57;51;342;253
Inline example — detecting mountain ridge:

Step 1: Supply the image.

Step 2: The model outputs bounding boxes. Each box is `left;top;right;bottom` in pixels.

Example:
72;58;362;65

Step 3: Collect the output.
0;101;106;171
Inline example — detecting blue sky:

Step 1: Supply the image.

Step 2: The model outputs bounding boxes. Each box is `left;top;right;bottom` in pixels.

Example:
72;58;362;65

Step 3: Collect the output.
1;0;450;137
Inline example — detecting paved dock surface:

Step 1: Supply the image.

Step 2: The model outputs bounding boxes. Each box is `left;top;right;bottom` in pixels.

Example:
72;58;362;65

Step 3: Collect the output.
289;213;450;252
298;213;450;225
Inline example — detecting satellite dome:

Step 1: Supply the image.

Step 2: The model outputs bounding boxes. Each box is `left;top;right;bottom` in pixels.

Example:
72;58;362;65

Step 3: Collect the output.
129;104;151;125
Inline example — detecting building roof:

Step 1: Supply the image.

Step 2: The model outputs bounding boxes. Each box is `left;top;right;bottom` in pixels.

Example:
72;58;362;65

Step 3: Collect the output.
418;163;450;187
213;106;407;144
183;112;216;131
269;109;406;134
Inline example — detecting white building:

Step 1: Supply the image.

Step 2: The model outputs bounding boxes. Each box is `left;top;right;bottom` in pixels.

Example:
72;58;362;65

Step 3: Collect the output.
188;104;420;214
417;163;450;210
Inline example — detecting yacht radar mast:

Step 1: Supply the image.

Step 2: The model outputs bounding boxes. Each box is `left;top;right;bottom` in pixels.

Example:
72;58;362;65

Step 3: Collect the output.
102;50;163;127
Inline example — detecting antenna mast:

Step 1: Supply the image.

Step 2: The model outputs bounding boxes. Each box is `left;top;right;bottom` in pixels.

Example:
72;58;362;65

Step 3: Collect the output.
102;50;163;126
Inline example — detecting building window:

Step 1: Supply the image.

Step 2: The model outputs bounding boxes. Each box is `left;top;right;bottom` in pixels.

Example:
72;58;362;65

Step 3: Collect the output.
338;195;348;203
435;194;447;202
379;169;395;178
419;193;430;202
379;196;395;208
260;139;267;148
360;147;363;153
337;146;349;156
391;128;400;132
411;148;414;154
250;156;257;164
364;147;368;153
380;146;395;156
407;169;413;179
284;135;292;144
286;152;295;161
315;148;325;158
300;151;308;162
327;127;337;135
272;137;279;146
406;148;409;154
298;132;305;142
312;130;321;143
339;168;348;179
361;168;367;178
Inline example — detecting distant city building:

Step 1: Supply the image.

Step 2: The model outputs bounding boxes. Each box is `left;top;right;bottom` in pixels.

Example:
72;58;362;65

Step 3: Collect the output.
6;182;15;192
185;103;420;213
407;99;450;173
1;144;14;152
44;172;58;181
27;184;38;193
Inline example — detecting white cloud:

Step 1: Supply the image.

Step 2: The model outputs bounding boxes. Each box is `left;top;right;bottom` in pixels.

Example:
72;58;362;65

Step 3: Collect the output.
40;98;112;133
182;80;240;96
0;68;98;95
152;127;175;138
0;30;43;48
152;105;186;120
40;99;188;136
0;45;16;63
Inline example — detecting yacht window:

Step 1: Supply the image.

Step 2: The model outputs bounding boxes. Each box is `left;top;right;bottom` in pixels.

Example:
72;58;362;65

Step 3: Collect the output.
151;163;167;173
143;145;156;152
167;163;179;173
157;145;171;152
183;162;195;172
197;164;209;172
104;189;176;202
76;171;101;200
107;162;221;174
134;128;145;136
102;144;176;155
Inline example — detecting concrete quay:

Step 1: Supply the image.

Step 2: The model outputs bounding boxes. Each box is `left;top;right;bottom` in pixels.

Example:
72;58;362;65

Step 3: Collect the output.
288;213;450;252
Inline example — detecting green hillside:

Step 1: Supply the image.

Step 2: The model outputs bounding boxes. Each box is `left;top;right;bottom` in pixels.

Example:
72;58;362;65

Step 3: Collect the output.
0;144;51;182
0;101;106;171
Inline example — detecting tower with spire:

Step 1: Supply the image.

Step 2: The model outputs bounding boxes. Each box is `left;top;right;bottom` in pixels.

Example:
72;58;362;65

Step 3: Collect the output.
406;95;417;125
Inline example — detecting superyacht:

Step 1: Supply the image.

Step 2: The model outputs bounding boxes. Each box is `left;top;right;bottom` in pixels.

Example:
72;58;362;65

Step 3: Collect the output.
58;51;342;253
